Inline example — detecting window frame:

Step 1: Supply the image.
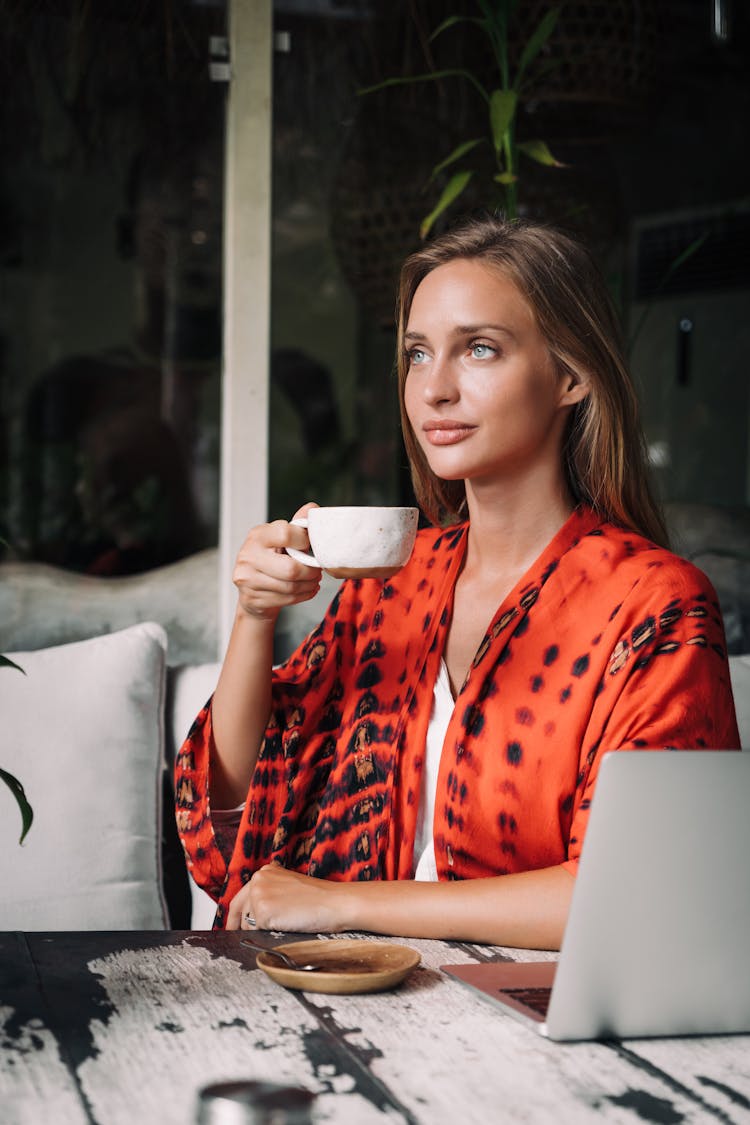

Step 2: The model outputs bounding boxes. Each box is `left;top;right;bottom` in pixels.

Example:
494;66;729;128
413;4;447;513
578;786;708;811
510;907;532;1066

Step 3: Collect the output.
219;0;273;650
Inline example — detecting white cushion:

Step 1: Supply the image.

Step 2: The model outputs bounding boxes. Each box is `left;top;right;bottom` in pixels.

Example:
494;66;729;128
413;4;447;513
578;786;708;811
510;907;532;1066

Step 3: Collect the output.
169;662;222;755
0;622;169;929
729;655;750;750
168;662;222;929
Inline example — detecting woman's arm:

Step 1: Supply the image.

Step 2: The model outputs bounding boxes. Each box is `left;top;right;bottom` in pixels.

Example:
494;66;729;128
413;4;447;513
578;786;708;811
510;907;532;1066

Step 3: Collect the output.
226;863;575;951
208;610;276;809
209;510;322;809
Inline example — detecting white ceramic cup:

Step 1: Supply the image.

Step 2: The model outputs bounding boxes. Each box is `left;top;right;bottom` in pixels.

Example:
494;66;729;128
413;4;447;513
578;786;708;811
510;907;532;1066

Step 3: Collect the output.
286;506;419;579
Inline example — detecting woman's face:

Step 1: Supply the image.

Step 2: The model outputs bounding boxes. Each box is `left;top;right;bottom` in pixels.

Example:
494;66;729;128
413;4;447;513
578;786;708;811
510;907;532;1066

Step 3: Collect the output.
403;258;587;492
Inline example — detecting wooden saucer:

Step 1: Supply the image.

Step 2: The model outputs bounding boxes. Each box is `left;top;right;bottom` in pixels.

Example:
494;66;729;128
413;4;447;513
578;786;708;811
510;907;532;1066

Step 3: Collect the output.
255;938;421;994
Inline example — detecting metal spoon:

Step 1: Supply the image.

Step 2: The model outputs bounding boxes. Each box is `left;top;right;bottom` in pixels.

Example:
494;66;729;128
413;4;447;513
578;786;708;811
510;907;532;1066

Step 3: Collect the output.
240;939;321;972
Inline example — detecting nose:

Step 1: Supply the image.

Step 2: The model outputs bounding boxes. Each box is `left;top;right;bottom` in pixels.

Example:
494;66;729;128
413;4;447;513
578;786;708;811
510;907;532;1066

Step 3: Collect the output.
420;352;458;405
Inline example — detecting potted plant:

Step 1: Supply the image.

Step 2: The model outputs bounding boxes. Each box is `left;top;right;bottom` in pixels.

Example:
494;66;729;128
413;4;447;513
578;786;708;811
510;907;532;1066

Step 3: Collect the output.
361;0;564;237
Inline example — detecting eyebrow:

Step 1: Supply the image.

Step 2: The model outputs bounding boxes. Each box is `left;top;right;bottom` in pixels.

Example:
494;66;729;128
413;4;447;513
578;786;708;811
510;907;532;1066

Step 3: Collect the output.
404;324;517;341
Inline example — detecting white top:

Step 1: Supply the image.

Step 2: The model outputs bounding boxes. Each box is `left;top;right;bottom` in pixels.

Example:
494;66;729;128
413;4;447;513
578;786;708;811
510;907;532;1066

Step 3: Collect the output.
413;659;454;881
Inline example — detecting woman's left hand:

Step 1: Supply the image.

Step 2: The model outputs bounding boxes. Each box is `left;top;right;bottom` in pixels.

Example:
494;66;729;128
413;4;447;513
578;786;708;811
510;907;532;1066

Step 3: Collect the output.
226;863;351;933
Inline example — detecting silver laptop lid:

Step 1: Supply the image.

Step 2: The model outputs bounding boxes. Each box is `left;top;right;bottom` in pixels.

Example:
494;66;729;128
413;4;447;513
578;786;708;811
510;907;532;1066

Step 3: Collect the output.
546;750;750;1040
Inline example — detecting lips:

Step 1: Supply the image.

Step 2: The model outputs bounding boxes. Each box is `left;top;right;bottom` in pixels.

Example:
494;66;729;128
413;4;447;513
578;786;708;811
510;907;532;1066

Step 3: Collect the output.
421;419;477;446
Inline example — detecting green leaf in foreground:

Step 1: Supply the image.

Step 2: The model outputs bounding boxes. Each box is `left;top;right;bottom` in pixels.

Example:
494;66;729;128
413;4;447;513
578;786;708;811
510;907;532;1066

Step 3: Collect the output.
517;139;565;167
420;169;474;240
359;68;489;104
489;89;518;154
1;767;34;844
429;15;483;41
516;8;560;85
429;138;484;181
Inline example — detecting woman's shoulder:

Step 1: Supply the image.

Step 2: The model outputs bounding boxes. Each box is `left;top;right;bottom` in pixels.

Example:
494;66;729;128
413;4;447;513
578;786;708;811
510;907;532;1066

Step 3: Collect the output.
586;519;719;603
560;517;730;675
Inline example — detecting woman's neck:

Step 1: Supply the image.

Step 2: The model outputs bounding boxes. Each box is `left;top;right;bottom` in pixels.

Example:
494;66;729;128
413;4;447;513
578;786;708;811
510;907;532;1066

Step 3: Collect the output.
441;477;576;698
461;474;576;581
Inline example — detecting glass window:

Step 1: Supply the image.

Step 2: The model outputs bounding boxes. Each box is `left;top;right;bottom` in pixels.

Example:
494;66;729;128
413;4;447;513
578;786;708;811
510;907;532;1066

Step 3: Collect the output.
1;2;227;575
269;1;436;521
269;1;750;523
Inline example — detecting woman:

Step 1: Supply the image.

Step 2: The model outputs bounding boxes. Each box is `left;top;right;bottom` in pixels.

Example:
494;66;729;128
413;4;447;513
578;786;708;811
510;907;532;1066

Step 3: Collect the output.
175;216;739;948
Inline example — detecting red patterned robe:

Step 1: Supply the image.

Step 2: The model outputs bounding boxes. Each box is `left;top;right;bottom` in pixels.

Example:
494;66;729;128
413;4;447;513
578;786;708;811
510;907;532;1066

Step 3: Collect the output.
175;506;740;928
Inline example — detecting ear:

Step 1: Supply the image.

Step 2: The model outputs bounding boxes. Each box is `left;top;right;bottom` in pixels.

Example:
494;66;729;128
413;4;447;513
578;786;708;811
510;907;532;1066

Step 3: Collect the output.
558;367;591;408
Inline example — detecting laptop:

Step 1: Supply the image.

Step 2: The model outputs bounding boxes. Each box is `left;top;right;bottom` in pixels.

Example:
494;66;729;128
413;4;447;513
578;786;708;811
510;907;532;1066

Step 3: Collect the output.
441;751;750;1041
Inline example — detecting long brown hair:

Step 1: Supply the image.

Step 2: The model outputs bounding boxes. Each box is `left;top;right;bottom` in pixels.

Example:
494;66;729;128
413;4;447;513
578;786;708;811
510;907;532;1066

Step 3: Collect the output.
396;215;669;547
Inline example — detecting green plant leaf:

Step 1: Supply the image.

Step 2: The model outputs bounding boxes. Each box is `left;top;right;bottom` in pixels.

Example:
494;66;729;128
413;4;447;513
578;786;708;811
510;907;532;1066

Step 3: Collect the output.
420;169;474;240
0;654;26;674
429;137;484;181
489;89;517;154
359;68;489;103
429;15;484;41
517;139;565;167
474;0;508;78
477;0;519;24
1;767;34;844
494;171;518;184
516;8;560;86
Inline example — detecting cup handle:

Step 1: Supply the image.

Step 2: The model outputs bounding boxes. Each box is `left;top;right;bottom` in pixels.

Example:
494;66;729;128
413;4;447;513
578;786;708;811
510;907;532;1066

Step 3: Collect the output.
286;517;320;568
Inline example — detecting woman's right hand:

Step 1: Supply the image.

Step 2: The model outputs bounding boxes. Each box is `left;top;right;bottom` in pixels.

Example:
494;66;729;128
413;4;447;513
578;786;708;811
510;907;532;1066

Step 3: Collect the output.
233;502;323;622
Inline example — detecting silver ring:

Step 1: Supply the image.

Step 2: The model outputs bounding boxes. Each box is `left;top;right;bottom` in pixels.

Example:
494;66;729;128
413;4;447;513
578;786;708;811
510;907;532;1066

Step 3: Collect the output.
243;913;256;928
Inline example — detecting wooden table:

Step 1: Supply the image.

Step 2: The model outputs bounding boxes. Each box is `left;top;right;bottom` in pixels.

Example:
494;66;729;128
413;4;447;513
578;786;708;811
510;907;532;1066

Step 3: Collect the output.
2;930;749;1124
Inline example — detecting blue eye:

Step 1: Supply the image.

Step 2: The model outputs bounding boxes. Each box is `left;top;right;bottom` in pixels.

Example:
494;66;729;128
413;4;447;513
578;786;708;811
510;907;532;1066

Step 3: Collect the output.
470;342;495;359
408;347;429;365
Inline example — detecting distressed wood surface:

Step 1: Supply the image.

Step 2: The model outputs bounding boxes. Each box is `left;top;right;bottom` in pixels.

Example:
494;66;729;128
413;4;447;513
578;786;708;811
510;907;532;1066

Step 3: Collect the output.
1;931;748;1125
